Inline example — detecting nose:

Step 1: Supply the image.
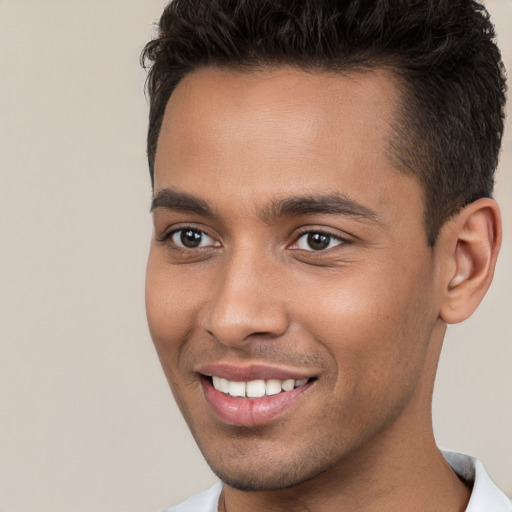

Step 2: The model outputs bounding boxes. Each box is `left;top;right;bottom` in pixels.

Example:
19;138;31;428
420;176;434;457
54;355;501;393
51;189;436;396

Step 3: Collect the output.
202;251;289;347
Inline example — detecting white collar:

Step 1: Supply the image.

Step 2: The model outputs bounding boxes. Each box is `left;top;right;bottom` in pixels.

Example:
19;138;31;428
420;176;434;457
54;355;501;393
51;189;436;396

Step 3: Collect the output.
443;451;511;511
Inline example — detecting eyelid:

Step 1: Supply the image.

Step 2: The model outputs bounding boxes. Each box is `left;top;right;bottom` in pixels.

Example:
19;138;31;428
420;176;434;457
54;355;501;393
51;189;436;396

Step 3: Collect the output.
156;225;221;248
173;229;217;248
289;228;348;251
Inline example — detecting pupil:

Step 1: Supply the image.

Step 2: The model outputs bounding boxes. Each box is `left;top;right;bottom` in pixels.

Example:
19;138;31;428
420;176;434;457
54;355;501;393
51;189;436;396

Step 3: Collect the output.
181;229;202;248
307;233;330;250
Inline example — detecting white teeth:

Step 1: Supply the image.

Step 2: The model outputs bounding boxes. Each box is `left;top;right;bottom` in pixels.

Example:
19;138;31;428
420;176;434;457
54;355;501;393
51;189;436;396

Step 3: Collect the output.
212;376;222;391
211;376;311;397
228;381;246;397
266;379;282;396
219;378;230;394
246;380;266;398
281;379;295;391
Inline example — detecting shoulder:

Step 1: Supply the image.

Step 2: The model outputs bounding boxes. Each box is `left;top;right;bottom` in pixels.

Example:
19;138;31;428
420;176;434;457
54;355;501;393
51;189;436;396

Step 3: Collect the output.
443;451;512;511
161;482;223;512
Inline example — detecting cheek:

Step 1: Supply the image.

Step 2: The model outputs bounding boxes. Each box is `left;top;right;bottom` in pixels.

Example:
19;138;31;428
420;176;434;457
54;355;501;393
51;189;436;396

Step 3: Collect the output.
145;253;194;364
298;277;435;443
296;256;436;392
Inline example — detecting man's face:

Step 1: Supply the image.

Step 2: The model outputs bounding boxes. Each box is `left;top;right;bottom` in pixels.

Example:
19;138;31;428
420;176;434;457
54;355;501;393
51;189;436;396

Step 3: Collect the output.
146;67;445;490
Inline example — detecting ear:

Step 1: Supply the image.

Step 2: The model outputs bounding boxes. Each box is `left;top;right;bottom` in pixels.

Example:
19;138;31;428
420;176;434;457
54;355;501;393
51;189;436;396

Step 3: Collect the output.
438;198;502;324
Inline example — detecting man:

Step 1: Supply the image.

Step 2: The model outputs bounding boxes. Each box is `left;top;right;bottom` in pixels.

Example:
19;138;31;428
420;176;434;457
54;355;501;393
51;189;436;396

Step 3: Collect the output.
142;0;510;510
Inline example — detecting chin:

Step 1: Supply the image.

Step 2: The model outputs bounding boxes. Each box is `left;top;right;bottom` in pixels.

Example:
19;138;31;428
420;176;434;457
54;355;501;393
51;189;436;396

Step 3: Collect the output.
201;444;336;492
211;465;313;492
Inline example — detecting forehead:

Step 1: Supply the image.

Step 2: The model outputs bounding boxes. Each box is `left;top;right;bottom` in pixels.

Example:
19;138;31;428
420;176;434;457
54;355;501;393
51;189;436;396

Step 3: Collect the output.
154;66;419;224
156;67;401;175
162;65;400;127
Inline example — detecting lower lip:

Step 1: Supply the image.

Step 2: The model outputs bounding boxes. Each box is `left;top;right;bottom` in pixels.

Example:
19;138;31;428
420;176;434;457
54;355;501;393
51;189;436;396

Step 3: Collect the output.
201;378;313;427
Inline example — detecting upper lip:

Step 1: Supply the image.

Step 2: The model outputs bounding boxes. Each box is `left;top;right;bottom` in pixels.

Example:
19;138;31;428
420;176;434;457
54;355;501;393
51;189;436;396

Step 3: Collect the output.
196;363;316;382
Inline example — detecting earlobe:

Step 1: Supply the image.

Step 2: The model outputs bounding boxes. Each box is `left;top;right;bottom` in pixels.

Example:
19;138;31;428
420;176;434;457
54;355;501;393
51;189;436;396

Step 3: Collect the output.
439;198;502;324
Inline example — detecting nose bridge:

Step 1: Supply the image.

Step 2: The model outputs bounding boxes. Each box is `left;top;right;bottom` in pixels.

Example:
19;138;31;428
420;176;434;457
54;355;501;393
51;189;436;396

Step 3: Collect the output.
204;244;288;346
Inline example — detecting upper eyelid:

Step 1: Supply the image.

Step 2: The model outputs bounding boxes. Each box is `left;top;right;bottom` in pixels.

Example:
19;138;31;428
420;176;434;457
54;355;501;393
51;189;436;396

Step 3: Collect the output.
172;229;217;247
157;223;215;240
293;227;348;242
297;229;343;239
288;228;351;253
155;229;218;256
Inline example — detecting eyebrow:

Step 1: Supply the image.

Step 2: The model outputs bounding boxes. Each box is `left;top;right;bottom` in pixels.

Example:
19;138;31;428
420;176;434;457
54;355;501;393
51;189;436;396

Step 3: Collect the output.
151;188;381;224
151;188;214;216
261;194;381;224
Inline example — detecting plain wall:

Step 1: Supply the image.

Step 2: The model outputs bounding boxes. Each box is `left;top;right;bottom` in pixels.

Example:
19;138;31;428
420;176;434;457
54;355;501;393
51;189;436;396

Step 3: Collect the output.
0;1;510;511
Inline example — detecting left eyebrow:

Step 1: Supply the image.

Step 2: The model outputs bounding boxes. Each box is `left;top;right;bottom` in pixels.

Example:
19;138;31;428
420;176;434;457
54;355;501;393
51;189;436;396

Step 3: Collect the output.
260;194;382;224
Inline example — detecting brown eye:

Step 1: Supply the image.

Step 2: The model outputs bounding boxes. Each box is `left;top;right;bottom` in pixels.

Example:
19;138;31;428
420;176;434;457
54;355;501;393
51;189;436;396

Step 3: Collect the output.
307;233;330;250
170;228;217;249
296;232;343;251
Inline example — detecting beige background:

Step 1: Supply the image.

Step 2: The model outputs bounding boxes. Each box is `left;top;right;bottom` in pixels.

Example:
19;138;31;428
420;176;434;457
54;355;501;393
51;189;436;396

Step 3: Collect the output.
0;1;510;511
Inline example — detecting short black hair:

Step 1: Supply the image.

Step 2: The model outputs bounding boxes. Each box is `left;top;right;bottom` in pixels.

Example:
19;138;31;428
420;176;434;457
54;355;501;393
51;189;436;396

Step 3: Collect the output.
141;0;507;245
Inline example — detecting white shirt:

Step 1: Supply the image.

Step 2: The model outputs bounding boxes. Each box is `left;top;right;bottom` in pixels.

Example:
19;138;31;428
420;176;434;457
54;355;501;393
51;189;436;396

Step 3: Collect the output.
163;452;511;512
443;451;511;511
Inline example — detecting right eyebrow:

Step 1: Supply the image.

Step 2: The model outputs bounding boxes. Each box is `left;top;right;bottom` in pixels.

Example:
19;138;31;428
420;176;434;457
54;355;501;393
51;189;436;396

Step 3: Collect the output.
150;188;214;217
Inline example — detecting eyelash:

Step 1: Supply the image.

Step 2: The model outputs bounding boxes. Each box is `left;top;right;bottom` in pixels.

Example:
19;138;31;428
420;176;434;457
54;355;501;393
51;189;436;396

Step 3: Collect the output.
158;226;348;254
157;227;218;250
292;229;347;252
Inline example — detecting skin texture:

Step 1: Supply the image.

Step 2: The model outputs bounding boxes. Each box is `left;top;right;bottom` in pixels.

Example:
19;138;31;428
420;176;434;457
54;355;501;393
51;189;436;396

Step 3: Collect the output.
146;67;501;512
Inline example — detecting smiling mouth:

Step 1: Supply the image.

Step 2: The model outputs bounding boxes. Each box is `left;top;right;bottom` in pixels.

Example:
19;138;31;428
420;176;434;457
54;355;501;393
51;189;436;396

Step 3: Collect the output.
208;376;313;398
199;372;317;426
